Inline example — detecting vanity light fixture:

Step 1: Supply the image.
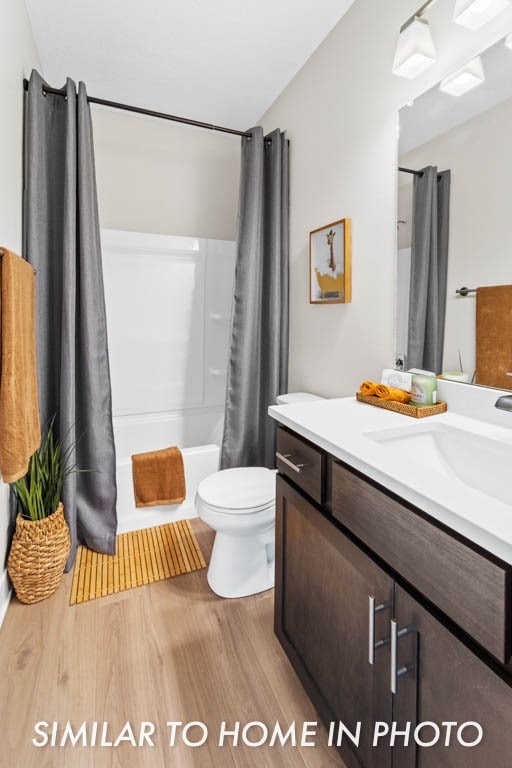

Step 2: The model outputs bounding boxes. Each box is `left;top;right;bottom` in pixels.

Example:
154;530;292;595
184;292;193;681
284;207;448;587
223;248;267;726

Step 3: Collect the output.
393;17;437;78
393;0;438;79
453;0;510;30
439;55;485;95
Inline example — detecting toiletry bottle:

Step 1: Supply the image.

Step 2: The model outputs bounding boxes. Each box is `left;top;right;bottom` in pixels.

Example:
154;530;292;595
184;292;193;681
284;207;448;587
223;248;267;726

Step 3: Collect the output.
410;373;437;406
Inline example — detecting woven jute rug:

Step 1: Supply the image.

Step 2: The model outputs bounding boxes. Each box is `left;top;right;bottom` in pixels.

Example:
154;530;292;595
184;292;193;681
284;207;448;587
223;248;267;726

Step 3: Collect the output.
70;519;206;605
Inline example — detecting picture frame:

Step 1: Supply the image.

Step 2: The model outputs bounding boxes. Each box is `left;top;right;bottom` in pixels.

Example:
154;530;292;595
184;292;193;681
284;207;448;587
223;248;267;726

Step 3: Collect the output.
309;218;351;304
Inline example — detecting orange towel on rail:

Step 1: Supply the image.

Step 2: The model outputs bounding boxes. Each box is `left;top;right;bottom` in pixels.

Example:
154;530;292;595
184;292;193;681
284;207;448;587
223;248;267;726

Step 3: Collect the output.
476;285;512;390
132;446;186;508
0;248;41;483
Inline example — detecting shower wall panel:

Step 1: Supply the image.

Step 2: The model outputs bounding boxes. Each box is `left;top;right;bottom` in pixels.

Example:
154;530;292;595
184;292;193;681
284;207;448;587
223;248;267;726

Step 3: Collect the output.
101;228;235;456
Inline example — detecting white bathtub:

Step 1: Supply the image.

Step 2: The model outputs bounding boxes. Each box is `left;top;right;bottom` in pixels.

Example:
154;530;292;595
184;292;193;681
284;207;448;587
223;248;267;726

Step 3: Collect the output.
113;406;223;533
116;444;220;534
113;409;224;459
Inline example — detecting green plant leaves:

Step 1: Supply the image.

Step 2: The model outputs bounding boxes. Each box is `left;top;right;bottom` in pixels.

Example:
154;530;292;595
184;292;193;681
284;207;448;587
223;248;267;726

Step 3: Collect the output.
11;415;78;521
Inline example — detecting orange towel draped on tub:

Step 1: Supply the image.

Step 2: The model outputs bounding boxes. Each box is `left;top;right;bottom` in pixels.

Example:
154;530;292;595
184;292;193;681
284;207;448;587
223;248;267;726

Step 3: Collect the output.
132;446;186;508
0;248;41;483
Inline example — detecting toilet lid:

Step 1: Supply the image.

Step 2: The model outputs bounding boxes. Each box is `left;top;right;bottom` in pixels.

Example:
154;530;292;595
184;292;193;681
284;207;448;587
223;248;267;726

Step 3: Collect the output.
197;467;276;514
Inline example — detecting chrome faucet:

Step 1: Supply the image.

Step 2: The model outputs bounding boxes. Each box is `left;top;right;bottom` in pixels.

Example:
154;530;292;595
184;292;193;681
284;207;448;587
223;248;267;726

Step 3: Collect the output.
495;395;512;412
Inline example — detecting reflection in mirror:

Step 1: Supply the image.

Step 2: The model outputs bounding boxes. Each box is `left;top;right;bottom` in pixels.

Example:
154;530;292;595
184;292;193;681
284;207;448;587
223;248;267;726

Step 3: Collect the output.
397;36;512;391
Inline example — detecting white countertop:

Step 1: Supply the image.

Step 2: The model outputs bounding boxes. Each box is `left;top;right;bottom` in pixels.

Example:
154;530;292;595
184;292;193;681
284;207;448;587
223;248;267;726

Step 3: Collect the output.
269;397;512;565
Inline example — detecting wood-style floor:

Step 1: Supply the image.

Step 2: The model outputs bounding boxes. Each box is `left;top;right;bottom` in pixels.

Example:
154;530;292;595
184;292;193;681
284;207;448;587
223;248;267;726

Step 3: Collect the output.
0;520;345;767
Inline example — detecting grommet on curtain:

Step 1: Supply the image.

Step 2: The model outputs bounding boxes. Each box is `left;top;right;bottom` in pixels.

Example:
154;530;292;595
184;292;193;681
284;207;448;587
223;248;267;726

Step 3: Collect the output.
42;89;47;97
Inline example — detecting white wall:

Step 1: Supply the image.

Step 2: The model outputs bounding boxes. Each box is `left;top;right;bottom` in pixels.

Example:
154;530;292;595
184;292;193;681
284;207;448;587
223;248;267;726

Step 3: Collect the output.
92;107;241;241
398;96;512;376
0;0;41;624
260;0;512;398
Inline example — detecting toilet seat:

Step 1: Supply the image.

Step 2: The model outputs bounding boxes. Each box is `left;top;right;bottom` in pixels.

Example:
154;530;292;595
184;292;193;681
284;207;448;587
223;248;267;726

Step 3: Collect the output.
196;467;275;515
198;498;274;516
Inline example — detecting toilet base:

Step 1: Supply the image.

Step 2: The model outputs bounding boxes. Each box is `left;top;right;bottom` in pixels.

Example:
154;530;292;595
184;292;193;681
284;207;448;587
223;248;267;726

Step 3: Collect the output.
207;527;275;599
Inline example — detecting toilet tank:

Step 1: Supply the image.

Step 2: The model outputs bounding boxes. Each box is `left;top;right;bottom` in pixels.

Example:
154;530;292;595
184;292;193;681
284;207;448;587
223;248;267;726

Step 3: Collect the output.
275;392;324;405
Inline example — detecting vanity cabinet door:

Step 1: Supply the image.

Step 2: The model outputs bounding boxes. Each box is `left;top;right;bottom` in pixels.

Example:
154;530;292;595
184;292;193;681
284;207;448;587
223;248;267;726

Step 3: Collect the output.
275;474;394;768
392;584;512;768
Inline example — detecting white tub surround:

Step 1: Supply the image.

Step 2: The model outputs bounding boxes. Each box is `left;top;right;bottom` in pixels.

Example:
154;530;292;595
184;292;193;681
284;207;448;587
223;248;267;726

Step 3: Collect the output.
269;396;512;564
101;229;235;427
113;408;225;460
101;229;234;533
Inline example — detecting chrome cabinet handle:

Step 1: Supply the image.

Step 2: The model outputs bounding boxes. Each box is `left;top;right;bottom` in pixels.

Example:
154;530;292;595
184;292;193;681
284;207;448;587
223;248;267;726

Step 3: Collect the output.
275;452;306;474
368;595;392;665
390;619;415;694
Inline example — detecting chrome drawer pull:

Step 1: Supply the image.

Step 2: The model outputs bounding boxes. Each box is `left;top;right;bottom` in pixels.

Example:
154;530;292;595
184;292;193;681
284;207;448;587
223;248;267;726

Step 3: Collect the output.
390;619;415;694
276;452;306;474
368;596;392;665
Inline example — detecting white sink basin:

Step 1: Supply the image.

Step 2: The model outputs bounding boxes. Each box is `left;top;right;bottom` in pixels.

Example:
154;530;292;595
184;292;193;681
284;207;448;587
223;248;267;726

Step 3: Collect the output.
365;423;512;507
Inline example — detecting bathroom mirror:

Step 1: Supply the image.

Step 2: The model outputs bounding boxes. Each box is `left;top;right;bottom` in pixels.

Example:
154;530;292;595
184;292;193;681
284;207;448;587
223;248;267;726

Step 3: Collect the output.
396;34;512;391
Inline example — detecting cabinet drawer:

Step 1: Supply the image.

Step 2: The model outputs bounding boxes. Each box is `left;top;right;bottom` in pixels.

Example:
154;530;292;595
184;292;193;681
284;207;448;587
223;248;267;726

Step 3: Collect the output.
332;460;511;663
276;428;323;504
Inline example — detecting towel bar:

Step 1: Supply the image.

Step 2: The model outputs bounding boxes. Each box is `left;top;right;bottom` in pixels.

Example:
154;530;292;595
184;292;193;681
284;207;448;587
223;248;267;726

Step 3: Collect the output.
456;287;476;297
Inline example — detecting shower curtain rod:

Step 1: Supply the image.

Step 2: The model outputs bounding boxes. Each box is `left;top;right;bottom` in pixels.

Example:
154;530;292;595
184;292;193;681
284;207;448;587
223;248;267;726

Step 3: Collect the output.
23;78;252;138
399;166;423;177
398;166;443;179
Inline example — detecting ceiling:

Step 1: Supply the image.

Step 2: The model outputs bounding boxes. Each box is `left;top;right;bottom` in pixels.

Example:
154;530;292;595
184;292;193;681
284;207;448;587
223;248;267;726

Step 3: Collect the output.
399;35;512;156
25;0;356;129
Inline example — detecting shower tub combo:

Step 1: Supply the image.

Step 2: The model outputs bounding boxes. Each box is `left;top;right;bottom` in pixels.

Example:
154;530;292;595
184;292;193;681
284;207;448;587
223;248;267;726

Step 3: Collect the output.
101;228;235;532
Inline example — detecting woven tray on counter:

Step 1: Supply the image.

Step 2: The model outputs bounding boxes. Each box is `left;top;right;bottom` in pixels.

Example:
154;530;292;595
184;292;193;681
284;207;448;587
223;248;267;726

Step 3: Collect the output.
356;392;447;418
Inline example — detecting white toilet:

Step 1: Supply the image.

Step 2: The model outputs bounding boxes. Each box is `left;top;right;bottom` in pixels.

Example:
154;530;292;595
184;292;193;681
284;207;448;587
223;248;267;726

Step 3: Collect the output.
196;392;323;598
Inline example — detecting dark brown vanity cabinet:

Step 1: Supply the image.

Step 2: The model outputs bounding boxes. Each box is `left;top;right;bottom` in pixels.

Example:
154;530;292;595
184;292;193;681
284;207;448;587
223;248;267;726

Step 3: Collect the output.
392;585;512;768
274;426;512;768
275;474;393;768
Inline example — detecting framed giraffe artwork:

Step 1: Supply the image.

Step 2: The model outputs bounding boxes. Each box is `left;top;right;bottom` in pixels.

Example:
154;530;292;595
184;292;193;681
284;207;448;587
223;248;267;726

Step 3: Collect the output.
309;218;352;304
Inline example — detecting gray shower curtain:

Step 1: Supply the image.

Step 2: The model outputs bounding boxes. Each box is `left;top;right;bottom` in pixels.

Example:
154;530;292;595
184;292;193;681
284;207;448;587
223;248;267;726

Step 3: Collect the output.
221;127;289;469
24;70;117;567
407;166;450;373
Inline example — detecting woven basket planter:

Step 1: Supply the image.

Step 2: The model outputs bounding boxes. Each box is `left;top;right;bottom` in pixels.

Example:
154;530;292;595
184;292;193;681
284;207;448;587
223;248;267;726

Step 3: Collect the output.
7;503;70;604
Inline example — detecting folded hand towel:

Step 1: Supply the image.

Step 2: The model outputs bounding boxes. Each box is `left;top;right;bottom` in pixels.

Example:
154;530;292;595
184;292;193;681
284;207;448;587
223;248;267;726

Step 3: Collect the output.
360;381;379;396
132;446;186;508
0;248;41;483
375;384;412;404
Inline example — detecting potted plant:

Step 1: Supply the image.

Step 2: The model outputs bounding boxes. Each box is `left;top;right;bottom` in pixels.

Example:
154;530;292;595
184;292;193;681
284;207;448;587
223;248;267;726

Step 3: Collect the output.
7;417;73;604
